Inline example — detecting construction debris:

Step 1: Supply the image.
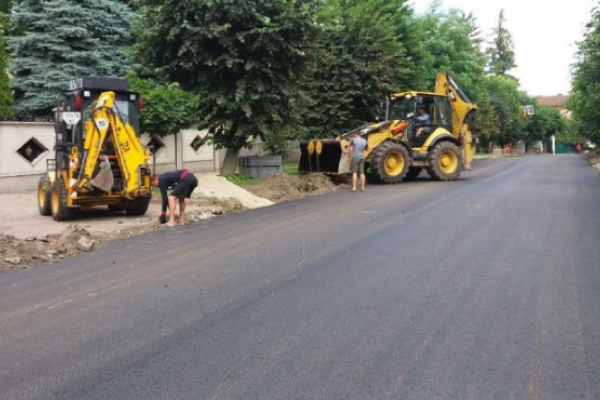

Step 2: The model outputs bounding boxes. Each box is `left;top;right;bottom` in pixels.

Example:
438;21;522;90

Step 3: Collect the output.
0;203;233;274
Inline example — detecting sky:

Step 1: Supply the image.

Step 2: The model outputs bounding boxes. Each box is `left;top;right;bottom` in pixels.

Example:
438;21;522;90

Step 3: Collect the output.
411;0;596;96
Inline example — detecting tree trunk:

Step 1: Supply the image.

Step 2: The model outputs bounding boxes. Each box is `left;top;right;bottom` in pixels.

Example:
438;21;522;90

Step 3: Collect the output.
220;148;240;175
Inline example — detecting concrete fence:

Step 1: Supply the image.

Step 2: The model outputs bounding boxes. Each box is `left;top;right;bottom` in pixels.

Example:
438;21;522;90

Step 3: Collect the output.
0;122;56;193
0;122;302;193
0;122;220;193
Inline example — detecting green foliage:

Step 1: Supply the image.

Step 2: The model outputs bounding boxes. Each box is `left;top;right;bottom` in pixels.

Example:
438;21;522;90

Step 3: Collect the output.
471;89;500;146
484;75;527;145
126;73;199;137
284;162;300;175
0;0;11;15
127;0;557;151
8;0;136;119
555;120;587;145
524;104;565;143
135;0;318;150
224;173;259;186
487;9;516;76
297;0;414;136
0;31;14;120
415;9;487;96
262;126;293;159
570;6;600;143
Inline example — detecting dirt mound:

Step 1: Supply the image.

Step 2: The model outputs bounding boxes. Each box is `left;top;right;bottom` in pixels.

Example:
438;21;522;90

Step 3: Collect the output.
242;173;346;203
0;226;101;273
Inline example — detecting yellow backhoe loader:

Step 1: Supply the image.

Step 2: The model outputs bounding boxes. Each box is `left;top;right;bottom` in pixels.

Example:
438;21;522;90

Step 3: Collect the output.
299;72;477;182
37;77;152;221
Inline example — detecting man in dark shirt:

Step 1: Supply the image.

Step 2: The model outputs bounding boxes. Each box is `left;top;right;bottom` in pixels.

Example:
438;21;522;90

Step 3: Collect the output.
151;170;198;227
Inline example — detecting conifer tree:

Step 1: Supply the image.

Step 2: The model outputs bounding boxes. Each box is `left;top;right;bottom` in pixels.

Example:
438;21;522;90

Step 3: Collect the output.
0;30;14;120
487;9;516;76
8;0;135;119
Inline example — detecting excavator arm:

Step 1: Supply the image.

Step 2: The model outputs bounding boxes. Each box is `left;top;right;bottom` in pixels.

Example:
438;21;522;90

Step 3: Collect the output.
77;91;150;199
434;72;477;135
435;72;478;169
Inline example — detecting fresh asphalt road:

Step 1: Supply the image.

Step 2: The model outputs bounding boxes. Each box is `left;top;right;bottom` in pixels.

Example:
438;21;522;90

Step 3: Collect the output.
2;155;600;400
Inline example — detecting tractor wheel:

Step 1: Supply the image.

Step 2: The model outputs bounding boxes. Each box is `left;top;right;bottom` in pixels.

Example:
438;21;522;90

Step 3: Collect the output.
403;167;422;182
51;176;75;221
125;197;151;216
427;141;462;181
38;175;52;216
370;141;410;183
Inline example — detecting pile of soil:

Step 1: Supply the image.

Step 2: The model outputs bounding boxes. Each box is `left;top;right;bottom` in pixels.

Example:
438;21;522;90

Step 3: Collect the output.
0;226;106;273
0;199;237;274
242;173;347;203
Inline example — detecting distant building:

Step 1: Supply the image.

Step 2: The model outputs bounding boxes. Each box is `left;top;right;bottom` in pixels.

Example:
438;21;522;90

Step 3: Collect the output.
536;94;571;118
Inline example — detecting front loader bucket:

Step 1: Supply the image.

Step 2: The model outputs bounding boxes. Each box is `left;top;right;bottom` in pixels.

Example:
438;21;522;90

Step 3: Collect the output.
299;140;349;174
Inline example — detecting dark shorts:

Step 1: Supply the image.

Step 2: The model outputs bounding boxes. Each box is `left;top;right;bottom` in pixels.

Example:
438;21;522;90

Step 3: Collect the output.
350;157;365;174
170;174;198;199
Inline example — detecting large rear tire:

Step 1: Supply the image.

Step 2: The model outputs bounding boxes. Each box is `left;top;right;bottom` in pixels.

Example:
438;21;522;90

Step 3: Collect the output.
370;141;410;184
427;141;462;181
51;176;75;221
403;167;422;182
125;197;151;216
38;175;52;216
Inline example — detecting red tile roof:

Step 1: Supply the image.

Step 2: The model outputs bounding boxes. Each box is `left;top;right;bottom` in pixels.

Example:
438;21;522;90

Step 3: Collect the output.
536;95;569;108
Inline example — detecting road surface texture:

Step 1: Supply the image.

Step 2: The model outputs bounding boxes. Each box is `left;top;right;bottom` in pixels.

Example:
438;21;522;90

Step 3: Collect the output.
2;155;600;400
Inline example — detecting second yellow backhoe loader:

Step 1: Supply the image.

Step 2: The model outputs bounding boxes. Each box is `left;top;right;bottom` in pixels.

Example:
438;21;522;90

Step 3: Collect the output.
37;77;152;221
299;72;477;183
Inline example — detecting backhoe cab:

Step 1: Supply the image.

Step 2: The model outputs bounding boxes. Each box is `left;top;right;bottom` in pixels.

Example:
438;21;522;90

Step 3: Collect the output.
299;72;477;183
38;77;152;221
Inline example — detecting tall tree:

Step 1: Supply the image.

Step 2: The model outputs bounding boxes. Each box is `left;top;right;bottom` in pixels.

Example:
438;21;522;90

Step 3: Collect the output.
0;30;14;120
0;0;15;119
570;6;600;144
297;0;413;136
485;75;526;145
417;9;487;97
135;0;317;174
471;89;500;149
487;9;516;76
8;0;136;119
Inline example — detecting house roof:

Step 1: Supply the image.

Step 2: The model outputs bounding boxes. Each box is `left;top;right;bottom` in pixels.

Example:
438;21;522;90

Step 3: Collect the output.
537;94;569;108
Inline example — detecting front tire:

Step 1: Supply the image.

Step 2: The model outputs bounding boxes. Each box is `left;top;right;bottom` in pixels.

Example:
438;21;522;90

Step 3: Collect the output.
38;175;52;216
51;176;75;221
370;141;410;184
427;141;462;181
125;197;151;216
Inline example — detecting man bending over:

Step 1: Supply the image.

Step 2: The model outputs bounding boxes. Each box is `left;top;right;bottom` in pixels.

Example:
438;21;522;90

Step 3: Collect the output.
151;170;198;227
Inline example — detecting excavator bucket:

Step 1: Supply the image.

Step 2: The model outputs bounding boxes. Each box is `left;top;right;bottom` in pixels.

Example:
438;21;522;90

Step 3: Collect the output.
298;139;350;174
